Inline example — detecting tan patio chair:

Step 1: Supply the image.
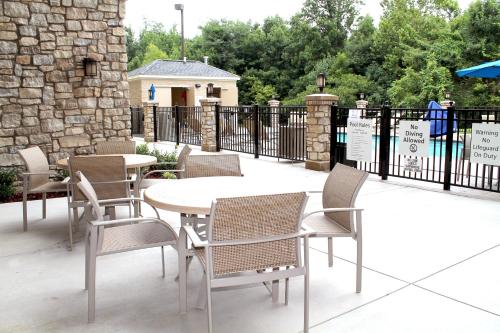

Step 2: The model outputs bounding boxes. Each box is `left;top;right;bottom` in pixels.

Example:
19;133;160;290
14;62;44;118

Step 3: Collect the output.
95;140;136;155
75;172;178;323
67;155;134;249
95;140;136;176
18;147;69;232
303;163;368;293
179;192;310;333
138;145;192;190
184;154;242;178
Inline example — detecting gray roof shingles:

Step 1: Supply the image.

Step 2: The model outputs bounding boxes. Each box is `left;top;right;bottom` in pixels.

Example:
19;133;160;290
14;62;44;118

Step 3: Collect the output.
128;60;239;79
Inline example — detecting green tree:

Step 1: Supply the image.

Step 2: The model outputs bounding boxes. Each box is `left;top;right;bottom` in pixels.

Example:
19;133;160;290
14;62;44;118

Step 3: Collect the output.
141;43;168;66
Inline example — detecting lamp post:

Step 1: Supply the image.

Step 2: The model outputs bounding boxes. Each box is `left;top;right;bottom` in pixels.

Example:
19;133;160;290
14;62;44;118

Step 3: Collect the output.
316;72;326;93
175;3;185;61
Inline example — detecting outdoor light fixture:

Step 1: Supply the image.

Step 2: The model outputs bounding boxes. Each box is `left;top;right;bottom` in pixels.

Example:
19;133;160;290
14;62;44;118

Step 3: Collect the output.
175;3;185;61
148;88;153;100
316;72;326;93
207;83;214;97
195;83;201;88
359;92;365;100
445;91;451;99
83;58;97;76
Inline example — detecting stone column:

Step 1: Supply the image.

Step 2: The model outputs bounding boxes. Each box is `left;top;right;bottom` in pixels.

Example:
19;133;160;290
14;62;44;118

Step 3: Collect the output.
305;94;339;171
200;97;221;152
440;99;454;108
268;99;280;128
143;102;158;142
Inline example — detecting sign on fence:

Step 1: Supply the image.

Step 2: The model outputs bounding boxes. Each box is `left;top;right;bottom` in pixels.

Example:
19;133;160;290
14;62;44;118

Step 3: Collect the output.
347;118;372;162
398;121;430;157
470;123;500;166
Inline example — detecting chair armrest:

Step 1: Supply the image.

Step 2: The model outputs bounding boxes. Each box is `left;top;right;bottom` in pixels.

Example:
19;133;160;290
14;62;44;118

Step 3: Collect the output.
23;170;58;176
97;198;160;219
61;177;71;184
303;207;363;219
182;225;208;247
90;217;172;229
300;223;315;234
306;190;323;194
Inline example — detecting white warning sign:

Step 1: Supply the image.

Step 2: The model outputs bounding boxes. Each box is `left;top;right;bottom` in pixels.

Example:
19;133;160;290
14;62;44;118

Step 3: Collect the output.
399;121;430;158
470;123;500;166
404;157;422;173
346;118;372;162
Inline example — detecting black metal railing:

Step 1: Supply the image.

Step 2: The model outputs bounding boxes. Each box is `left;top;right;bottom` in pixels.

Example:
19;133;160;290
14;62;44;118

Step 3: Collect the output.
130;107;144;135
330;105;500;192
217;105;307;161
154;106;202;146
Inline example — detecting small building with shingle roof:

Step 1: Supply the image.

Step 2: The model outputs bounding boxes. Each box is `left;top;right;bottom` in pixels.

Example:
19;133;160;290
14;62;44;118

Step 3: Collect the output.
128;59;240;107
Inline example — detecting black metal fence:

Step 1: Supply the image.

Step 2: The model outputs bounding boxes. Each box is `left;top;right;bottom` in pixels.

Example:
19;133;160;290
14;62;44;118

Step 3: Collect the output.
217;105;307;160
130;104;499;192
331;105;500;192
130;107;143;135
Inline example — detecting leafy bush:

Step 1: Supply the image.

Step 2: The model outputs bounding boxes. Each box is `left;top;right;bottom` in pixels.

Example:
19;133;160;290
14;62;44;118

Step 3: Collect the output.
150;148;177;170
162;171;177;179
0;169;16;201
136;143;150;155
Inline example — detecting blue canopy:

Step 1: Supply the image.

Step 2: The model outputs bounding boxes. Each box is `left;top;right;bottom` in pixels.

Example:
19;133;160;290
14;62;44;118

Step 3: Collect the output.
456;60;500;79
424;101;457;137
148;84;156;101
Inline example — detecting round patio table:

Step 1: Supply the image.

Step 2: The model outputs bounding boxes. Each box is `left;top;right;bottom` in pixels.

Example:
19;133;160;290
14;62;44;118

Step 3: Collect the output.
143;176;301;215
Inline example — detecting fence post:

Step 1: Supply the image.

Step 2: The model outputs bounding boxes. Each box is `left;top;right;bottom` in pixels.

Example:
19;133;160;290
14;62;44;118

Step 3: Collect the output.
443;104;455;191
253;104;259;159
215;103;221;152
329;104;338;170
152;105;158;142
175;105;180;146
379;101;391;180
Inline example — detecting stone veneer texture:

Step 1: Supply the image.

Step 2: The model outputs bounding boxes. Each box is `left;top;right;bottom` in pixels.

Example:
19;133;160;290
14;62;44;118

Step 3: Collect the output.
0;0;130;168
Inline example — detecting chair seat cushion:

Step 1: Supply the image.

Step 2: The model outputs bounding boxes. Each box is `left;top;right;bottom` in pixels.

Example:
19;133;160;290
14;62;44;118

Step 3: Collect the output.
31;181;68;193
304;214;352;236
100;222;176;254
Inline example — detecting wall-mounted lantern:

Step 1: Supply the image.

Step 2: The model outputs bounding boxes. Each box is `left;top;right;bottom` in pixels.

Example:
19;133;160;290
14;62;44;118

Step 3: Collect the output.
207;83;214;97
316;72;326;93
83;57;98;76
445;91;451;100
195;83;201;88
359;92;365;100
148;84;156;101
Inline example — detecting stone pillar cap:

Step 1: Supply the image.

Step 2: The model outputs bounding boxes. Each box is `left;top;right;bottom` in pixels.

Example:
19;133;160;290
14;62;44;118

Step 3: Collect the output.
143;101;159;106
200;97;221;104
305;94;339;101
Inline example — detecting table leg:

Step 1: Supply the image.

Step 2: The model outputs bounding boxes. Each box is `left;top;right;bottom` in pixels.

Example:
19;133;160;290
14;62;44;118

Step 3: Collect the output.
272;267;279;303
134;166;140;217
179;227;188;313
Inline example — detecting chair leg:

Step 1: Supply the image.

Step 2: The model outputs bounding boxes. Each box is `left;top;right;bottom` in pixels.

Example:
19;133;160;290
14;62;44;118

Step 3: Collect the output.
328;237;333;267
285;277;289;306
356;235;363;293
304;236;310;333
85;227;90;290
196;273;208;310
161;246;165;278
88;230;97;323
22;190;28;232
42;192;47;219
206;274;213;333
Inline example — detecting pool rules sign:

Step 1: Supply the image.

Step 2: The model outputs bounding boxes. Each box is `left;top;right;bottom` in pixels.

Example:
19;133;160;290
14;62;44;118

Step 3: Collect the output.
470;123;500;166
399;121;430;172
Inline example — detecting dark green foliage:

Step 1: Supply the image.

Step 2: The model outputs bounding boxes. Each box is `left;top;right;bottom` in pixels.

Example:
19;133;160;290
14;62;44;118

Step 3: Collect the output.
126;0;499;107
0;169;16;201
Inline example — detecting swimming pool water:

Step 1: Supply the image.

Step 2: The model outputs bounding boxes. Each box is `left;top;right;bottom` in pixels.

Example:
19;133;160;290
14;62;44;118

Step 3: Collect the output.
337;133;463;157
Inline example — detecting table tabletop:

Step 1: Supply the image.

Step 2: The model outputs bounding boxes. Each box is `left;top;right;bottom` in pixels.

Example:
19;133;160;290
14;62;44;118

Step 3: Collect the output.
144;176;305;215
56;154;157;169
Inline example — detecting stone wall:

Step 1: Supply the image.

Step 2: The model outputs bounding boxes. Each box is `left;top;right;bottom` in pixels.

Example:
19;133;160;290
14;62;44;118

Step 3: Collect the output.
0;0;130;169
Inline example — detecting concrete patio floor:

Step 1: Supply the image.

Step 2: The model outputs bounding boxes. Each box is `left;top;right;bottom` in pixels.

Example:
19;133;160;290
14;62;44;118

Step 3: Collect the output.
1;140;499;333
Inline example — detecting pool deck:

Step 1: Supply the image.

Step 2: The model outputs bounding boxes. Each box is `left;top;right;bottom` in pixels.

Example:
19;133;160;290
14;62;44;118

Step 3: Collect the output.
1;139;499;333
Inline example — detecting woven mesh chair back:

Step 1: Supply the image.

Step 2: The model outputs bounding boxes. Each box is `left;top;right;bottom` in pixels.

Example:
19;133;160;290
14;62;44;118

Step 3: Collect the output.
18;146;50;190
69;155;127;202
208;192;307;276
185;154;241;178
322;163;368;231
75;171;104;221
175;145;191;179
95;141;136;155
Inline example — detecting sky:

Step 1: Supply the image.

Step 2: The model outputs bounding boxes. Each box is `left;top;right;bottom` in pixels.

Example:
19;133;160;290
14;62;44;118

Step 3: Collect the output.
124;0;475;38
